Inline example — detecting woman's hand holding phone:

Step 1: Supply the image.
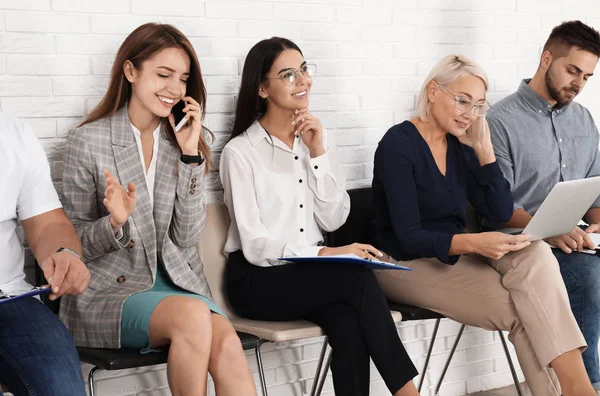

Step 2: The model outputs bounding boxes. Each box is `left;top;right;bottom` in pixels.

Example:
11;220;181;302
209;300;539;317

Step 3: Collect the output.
103;169;136;234
169;96;203;156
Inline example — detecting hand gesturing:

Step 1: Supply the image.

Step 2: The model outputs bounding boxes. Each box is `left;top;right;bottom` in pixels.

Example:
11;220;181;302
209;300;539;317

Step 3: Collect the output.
103;169;136;233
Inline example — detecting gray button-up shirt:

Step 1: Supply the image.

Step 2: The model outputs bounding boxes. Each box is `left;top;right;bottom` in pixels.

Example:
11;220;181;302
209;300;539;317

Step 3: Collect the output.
487;79;600;215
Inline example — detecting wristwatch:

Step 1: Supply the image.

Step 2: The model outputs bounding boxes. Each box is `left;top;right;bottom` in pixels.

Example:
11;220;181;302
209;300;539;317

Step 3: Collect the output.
56;247;82;260
181;154;204;165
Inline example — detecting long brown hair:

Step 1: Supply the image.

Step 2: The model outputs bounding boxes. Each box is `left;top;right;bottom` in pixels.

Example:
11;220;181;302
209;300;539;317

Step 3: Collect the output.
80;22;213;170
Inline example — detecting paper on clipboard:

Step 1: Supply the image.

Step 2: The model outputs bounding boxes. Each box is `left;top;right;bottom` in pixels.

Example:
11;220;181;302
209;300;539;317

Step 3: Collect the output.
0;286;51;305
278;253;412;271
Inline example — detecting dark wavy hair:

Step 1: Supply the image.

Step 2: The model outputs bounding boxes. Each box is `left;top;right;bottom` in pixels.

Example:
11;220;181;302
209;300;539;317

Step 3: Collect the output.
230;37;302;140
543;20;600;58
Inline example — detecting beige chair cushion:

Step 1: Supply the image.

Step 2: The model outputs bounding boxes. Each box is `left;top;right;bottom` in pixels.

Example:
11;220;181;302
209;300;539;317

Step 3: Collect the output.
199;203;402;343
233;311;402;343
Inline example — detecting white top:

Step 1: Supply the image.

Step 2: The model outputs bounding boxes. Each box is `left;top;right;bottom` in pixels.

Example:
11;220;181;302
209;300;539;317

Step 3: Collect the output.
0;114;62;294
220;120;350;267
131;123;160;208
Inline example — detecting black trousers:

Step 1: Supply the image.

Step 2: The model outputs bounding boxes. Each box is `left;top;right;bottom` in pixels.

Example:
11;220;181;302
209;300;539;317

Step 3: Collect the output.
225;251;418;395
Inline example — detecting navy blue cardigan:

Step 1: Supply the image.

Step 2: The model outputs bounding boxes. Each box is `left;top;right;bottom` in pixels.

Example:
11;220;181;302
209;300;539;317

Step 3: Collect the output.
372;121;513;265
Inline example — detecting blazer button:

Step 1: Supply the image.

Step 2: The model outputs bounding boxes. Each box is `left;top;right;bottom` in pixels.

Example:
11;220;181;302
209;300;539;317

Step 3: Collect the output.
190;189;195;195
128;240;135;249
191;178;197;183
117;275;126;284
190;183;196;189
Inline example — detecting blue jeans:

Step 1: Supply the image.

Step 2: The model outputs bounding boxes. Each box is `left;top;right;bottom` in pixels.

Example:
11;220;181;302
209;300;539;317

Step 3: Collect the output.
0;297;85;396
554;250;600;389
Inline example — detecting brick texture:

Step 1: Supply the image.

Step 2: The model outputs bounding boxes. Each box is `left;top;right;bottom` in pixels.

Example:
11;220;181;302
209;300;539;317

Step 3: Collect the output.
4;1;599;395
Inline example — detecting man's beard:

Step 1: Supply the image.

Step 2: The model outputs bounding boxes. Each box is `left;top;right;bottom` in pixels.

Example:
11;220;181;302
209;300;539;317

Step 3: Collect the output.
545;65;578;107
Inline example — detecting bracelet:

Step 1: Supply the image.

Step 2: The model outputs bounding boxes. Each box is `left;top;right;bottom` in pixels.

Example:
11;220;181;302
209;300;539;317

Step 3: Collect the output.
181;154;204;165
56;247;82;260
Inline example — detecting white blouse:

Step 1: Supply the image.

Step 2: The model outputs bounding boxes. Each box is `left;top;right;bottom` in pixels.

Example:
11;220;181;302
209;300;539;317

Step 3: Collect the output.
131;123;160;208
220;120;350;267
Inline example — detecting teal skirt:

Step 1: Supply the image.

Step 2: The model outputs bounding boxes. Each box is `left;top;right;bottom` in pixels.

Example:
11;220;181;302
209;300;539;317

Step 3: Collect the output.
120;263;225;353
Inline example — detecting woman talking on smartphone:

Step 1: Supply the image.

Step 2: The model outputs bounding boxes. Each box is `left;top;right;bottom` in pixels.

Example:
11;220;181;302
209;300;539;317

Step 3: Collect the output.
220;37;419;396
60;23;256;396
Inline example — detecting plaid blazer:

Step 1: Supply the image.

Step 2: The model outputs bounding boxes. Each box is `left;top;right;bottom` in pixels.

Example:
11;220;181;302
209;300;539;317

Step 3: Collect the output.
60;105;214;348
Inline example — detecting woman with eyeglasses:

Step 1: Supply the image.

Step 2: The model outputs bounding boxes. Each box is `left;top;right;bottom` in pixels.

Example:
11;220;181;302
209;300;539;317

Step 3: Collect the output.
372;54;595;396
219;37;420;396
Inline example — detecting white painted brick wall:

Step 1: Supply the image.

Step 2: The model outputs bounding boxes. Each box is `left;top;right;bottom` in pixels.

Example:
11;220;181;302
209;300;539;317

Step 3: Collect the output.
4;0;600;395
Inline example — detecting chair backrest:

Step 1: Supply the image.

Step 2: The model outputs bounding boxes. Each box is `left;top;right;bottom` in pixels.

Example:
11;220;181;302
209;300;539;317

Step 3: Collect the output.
327;187;373;247
327;187;481;248
465;202;481;233
198;203;235;317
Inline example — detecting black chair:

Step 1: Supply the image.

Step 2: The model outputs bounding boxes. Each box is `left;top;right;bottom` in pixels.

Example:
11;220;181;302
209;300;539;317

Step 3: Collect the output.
34;265;267;396
326;187;523;395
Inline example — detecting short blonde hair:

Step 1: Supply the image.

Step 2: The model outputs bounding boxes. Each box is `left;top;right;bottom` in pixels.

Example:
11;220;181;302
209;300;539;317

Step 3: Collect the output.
417;55;488;122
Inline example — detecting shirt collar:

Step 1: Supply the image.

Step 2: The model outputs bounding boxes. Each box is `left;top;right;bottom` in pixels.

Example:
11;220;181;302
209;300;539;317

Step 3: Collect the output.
130;122;161;138
246;120;298;153
246;120;268;146
517;78;568;115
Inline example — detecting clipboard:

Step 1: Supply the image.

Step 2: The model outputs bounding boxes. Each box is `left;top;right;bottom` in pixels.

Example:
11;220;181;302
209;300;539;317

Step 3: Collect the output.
0;286;51;305
278;254;412;271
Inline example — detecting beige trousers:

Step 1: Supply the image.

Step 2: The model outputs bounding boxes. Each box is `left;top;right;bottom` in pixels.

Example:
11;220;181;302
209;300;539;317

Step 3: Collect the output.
376;241;586;396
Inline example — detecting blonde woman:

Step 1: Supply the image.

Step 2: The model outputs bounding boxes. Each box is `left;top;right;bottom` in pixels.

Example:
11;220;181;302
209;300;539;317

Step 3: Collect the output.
372;54;595;396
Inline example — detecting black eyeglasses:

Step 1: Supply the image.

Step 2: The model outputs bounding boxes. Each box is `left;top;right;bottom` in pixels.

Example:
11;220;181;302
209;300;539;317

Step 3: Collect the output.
266;63;317;86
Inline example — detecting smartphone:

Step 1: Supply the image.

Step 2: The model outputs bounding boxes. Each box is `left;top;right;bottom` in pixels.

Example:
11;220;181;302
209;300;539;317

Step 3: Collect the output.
172;100;188;132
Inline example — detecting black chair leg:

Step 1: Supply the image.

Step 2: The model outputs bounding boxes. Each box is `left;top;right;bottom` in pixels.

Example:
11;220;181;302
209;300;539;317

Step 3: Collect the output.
88;366;101;396
498;331;524;396
434;324;466;395
309;337;329;396
255;345;269;396
418;318;442;392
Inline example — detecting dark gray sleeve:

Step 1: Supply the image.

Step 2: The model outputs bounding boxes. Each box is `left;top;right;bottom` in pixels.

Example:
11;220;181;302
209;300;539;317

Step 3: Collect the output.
487;114;522;211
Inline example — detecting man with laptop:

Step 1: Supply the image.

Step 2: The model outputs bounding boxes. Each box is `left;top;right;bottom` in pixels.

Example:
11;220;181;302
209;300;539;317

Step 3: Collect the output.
487;21;600;392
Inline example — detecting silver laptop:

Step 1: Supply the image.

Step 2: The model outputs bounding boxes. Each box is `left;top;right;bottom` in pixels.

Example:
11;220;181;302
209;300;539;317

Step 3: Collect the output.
503;176;600;241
